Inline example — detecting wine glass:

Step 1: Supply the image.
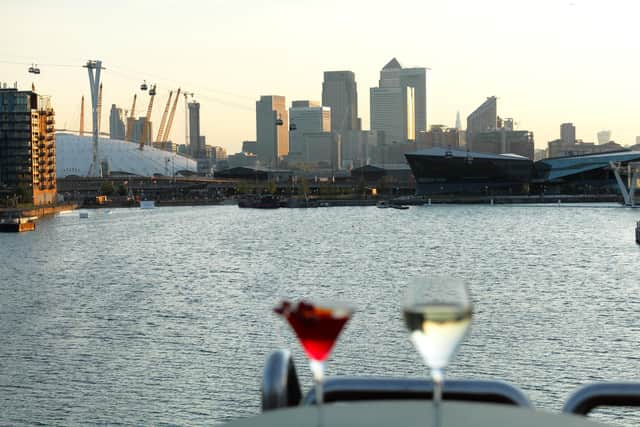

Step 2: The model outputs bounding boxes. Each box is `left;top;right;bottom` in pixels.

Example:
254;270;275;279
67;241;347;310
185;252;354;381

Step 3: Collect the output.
274;300;353;423
403;277;472;416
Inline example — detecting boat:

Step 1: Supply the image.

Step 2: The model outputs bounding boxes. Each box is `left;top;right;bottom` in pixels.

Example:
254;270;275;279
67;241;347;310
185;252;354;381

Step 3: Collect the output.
390;203;409;210
140;200;156;209
79;211;89;219
636;221;640;244
220;348;640;427
238;195;280;209
376;201;389;208
0;217;36;233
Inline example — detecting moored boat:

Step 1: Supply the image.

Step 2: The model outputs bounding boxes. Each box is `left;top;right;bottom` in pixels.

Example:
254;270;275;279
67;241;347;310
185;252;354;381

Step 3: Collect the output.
636;221;640;244
0;217;36;233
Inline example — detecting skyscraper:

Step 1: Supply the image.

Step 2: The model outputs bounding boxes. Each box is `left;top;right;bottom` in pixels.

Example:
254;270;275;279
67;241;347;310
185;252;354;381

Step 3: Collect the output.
377;58;427;133
466;96;497;148
289;100;331;158
109;104;125;140
322;71;359;133
256;95;288;167
560;123;576;144
597;130;611;145
370;86;415;144
188;101;201;157
370;58;426;144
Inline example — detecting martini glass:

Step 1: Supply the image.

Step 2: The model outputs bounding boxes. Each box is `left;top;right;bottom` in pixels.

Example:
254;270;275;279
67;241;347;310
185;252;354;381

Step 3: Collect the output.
274;300;352;422
403;277;472;424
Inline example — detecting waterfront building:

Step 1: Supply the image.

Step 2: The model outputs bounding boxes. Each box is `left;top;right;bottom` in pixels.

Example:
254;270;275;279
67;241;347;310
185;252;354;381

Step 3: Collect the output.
560;123;576;144
0;87;57;205
109;104;125;140
188;101;201;157
242;140;257;155
256;95;288;168
296;132;341;170
547;139;624;158
473;129;535;160
597;130;611;145
405;146;640;195
466;96;497;149
416;125;463;150
227;151;257;168
405;147;533;195
322;71;359;133
289;100;330;161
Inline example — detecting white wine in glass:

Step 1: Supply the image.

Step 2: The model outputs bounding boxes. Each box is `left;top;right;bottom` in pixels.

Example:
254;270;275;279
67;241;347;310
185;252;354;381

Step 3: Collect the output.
403;277;472;408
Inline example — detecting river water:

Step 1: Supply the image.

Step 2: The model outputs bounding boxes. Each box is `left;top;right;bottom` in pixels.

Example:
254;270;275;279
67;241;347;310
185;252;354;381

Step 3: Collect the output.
1;205;639;425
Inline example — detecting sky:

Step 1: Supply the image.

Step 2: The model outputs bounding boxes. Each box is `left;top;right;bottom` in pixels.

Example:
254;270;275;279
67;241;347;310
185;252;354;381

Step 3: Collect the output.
2;0;639;153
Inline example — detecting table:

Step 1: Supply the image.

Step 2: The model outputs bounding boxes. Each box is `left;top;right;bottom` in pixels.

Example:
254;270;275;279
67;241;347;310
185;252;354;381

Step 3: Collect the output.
223;401;610;427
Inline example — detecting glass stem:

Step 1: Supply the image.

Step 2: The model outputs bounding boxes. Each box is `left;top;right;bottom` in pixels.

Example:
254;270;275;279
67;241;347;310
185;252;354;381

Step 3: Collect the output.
310;360;325;405
432;368;444;427
310;360;325;427
432;367;444;404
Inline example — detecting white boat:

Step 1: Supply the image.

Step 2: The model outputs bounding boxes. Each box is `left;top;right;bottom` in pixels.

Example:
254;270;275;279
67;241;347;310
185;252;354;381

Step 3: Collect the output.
140;200;155;209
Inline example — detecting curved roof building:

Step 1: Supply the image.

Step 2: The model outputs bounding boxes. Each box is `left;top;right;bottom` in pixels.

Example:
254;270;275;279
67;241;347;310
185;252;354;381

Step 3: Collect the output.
56;133;197;178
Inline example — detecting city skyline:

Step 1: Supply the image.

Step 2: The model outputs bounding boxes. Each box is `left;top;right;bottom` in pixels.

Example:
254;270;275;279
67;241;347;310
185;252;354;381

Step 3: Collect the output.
2;0;639;154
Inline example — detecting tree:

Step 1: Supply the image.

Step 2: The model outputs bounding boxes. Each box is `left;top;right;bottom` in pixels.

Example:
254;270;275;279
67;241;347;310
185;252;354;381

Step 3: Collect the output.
99;181;115;196
117;183;128;196
266;180;277;195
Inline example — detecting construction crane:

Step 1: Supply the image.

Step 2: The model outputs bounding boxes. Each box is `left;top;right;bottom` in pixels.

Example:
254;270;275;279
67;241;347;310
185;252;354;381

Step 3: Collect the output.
80;96;85;136
162;88;181;148
139;84;156;150
96;83;103;135
155;91;173;147
124;94;137;142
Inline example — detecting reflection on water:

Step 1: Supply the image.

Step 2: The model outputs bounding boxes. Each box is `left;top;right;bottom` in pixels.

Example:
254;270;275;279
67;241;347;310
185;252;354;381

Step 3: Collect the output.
1;205;639;425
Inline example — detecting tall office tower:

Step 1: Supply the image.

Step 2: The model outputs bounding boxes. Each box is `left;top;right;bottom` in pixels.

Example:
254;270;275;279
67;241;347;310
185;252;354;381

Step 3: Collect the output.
131;118;153;145
322;71;359;132
597;130;611;145
455;111;462;130
289;100;331;159
370;58;425;144
370;86;415;145
0;86;57;206
109;104;126;140
378;58;427;133
256;95;288;167
466;96;497;148
560;123;576;144
188;101;201;157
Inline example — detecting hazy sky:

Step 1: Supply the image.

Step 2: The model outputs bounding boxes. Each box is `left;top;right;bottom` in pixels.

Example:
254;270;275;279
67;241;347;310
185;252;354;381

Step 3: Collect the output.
2;0;639;153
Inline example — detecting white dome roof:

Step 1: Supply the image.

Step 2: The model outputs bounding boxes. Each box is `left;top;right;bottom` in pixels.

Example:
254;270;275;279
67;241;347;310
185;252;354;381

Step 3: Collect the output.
55;133;197;177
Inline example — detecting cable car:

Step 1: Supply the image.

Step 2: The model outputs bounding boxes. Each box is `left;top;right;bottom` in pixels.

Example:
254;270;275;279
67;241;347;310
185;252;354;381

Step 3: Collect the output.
141;80;148;91
148;85;156;96
28;64;40;74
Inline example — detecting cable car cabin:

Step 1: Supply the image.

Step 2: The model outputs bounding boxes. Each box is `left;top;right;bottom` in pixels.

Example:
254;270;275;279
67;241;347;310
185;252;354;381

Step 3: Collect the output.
28;65;40;74
149;85;156;96
141;81;148;91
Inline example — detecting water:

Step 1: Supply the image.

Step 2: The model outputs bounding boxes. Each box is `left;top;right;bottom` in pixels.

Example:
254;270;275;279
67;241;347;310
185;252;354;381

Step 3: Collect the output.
1;205;639;425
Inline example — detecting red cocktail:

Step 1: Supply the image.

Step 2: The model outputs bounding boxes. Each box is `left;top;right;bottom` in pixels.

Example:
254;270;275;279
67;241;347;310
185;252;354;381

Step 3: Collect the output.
274;300;351;361
275;299;353;415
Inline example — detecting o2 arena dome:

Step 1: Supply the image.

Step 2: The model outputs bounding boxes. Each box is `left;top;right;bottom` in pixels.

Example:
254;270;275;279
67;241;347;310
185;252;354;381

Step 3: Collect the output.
56;133;197;177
